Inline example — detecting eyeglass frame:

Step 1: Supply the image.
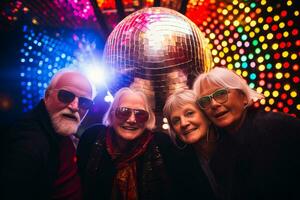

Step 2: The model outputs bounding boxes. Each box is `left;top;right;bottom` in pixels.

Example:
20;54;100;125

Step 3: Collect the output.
114;107;149;124
51;89;94;110
196;88;229;109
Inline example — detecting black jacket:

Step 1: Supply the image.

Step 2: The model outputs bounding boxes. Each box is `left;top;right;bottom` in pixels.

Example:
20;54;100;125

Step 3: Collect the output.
1;100;61;200
77;124;216;200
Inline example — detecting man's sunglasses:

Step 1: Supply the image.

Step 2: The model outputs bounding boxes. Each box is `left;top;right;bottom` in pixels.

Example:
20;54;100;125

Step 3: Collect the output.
56;89;94;110
197;88;229;109
115;107;149;124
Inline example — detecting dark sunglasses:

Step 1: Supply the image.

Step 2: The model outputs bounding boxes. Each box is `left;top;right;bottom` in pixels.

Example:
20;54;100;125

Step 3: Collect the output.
115;107;149;124
56;89;94;110
197;88;229;109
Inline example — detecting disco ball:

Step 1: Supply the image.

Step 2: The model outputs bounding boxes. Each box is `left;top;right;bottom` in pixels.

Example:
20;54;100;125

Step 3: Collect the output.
103;7;213;113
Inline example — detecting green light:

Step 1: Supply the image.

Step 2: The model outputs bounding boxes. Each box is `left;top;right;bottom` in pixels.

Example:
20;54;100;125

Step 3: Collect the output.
252;40;259;46
242;62;248;68
241;34;248;41
241;55;247;62
265;54;271;60
255;48;261;54
250;73;256;80
250;2;256;9
237;26;244;33
266;63;272;69
249;82;255;88
234;62;241;68
248;53;254;59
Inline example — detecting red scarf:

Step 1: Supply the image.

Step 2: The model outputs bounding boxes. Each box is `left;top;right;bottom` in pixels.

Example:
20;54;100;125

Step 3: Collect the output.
106;128;153;200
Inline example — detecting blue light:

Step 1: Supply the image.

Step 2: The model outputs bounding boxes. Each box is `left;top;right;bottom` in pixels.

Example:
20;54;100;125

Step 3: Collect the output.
250;73;256;80
21;58;25;63
20;72;25;77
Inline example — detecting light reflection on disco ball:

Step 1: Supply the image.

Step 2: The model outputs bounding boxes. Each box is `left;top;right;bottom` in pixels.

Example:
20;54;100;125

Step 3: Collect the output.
103;7;213;113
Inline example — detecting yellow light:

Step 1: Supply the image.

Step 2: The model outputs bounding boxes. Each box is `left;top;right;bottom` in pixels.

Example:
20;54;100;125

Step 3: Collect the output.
297;104;300;110
244;7;250;13
224;30;230;37
265;106;271;111
267;6;273;13
291;53;297;60
208;43;214;50
236;69;242;75
257;56;264;63
287;0;293;6
214;57;220;63
260;98;266;105
212;49;218;56
269;98;275;105
257;87;263;93
227;4;233;11
223;47;229;53
228;64;234;70
263;24;269;31
224;20;231;26
231;45;237;51
275;72;283;79
295;11;299;16
258;17;264;24
259;35;265;42
233;54;240;60
264;91;270;97
258;64;265;71
245;25;251;32
245;16;251;23
232;0;238;5
283;31;289;37
226;56;232;62
256;8;262;14
209;33;216;39
284;73;290;78
262;43;268;50
282;51;289;58
272;91;279;97
272;43;279;50
254;27;260;33
242;71;248;77
219;52;225;58
284;84;291;91
249;31;255;38
250;20;257;27
291;91;297;98
261;0;267;6
32;18;39;25
267;33;273;40
239;3;245;9
279;22;285;29
233;20;240;27
233;9;239;15
221;41;227;47
275;63;282;69
273;15;280;22
222;9;228;15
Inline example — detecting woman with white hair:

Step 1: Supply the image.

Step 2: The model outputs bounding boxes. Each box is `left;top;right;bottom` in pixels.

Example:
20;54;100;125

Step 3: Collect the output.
193;67;300;200
77;87;176;200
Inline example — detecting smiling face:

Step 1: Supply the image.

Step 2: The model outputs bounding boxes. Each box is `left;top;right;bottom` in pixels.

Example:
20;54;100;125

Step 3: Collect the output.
44;72;93;136
198;84;248;133
112;92;148;143
169;103;210;144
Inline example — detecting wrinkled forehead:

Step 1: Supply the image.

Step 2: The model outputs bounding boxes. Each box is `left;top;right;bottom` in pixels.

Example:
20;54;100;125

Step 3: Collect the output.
54;72;93;98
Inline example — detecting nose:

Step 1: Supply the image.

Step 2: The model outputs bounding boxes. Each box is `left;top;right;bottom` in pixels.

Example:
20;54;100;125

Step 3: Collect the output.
210;98;221;108
67;97;80;112
126;112;136;123
180;117;189;128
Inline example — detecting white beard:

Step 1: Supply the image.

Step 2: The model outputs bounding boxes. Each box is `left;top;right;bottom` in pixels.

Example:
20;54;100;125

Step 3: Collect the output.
50;110;80;136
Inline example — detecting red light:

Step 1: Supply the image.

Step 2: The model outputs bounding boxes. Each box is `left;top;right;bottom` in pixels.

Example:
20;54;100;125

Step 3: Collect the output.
283;107;289;113
275;83;281;89
292;28;299;36
267;72;273;79
279;41;285;48
281;10;287;17
259;72;266;79
287;99;293;105
287;20;294;27
287;42;292;47
293;76;300;83
274;53;280;59
259;80;265;86
266;16;273;23
283;62;290;68
271;25;278;31
296;40;300;46
277;102;284;108
276;33;282;40
281;93;287;100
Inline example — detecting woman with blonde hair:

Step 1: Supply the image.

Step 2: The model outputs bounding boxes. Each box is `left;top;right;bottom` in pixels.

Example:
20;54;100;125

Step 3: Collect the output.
193;67;300;200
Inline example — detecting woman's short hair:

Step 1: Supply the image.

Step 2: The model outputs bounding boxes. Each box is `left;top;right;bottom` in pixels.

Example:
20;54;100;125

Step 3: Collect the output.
102;87;156;130
163;89;198;143
193;67;264;106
